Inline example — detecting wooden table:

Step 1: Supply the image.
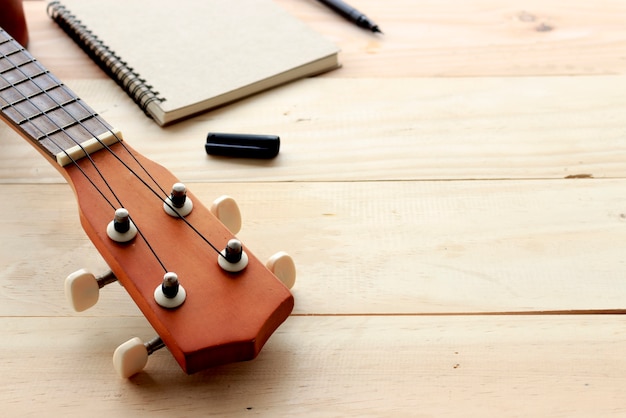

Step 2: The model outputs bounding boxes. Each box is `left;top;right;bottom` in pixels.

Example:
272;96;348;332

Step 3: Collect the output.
2;0;626;415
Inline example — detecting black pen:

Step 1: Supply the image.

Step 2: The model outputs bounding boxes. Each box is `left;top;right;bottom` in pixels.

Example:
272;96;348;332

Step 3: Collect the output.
316;0;382;34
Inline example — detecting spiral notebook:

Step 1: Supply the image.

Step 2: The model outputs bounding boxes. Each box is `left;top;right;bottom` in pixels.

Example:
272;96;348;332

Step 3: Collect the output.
47;0;340;126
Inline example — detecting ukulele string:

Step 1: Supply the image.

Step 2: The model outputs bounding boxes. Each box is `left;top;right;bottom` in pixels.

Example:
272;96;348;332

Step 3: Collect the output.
25;66;229;259
0;41;169;273
0;51;122;210
46;94;229;260
2;35;228;262
62;120;229;259
0;39;126;211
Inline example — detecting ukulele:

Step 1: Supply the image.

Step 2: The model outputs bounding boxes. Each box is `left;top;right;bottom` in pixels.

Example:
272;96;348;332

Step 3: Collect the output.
0;29;296;378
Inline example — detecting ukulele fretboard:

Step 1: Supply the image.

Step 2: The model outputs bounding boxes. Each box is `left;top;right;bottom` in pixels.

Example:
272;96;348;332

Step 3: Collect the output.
0;29;117;165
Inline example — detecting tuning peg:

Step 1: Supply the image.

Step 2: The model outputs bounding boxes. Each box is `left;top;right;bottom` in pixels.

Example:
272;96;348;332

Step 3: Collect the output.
112;336;165;378
266;252;296;289
153;272;186;309
65;269;118;312
163;183;193;217
218;239;249;272
107;208;137;243
210;195;242;234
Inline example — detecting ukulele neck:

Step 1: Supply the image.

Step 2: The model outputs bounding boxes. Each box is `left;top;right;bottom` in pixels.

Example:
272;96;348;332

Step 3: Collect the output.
0;29;120;167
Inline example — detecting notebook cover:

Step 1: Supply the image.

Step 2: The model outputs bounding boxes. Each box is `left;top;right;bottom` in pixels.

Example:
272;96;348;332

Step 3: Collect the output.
48;0;340;125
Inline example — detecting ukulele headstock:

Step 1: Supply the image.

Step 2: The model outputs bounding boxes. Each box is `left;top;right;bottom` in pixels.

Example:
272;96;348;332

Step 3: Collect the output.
63;140;295;376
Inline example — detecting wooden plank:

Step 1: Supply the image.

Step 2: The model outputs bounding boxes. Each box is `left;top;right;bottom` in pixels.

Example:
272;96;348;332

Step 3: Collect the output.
276;0;626;77
24;0;626;78
2;180;625;316
1;315;625;416
1;76;626;184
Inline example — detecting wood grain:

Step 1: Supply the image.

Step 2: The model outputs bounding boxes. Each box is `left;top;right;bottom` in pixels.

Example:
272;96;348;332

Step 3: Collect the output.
1;76;626;184
2;1;626;416
2;180;625;316
2;315;626;417
24;0;626;78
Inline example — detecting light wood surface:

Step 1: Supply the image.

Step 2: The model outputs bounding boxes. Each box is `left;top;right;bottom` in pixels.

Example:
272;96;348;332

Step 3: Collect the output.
2;1;626;416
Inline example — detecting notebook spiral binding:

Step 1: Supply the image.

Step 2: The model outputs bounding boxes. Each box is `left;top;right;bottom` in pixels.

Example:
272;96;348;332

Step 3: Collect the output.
47;1;165;117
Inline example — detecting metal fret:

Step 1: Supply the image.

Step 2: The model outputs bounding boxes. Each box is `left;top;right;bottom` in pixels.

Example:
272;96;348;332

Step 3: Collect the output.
0;38;33;77
35;112;99;140
0;68;48;88
0;83;63;111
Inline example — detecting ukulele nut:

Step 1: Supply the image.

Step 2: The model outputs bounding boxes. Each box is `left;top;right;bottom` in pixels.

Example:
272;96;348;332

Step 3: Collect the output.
106;208;138;242
163;183;193;217
218;239;249;273
154;272;186;309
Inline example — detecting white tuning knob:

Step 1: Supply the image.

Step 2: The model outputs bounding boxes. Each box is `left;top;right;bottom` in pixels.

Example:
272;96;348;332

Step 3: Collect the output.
113;336;164;378
266;252;296;290
113;337;148;378
210;195;242;234
65;269;117;312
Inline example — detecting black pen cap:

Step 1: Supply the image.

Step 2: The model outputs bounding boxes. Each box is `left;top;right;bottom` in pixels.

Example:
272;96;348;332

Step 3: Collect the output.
205;132;280;159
